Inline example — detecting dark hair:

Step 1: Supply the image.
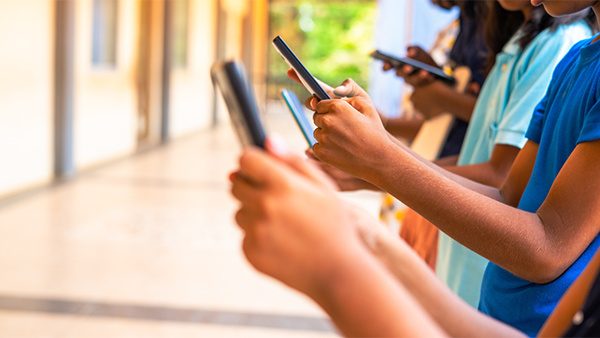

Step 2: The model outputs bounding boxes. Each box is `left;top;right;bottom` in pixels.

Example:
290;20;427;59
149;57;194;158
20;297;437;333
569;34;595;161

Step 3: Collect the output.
483;2;597;73
460;0;488;27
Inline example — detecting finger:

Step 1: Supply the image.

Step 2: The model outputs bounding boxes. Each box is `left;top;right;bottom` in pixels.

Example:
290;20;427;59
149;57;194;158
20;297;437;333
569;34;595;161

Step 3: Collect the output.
406;47;416;57
333;78;362;98
341;97;375;118
403;65;414;74
305;148;320;161
287;68;301;84
231;172;262;205
238;147;288;188
305;96;318;111
382;62;393;71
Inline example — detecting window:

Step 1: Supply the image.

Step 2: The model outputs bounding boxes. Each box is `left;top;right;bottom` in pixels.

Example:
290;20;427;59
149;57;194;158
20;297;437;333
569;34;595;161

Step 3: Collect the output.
92;0;118;67
171;0;190;69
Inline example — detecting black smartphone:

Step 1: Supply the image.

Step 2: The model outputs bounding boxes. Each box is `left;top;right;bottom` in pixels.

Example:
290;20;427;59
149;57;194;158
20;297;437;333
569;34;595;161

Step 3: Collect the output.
211;60;267;149
280;89;317;147
272;36;331;101
370;50;456;85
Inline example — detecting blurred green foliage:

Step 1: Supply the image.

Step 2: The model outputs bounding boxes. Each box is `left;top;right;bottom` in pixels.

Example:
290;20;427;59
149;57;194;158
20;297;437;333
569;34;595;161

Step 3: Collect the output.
268;1;375;98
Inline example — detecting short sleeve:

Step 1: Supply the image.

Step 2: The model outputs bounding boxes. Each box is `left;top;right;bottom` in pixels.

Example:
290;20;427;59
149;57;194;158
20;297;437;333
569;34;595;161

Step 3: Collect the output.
495;31;575;149
578;100;600;144
525;97;547;144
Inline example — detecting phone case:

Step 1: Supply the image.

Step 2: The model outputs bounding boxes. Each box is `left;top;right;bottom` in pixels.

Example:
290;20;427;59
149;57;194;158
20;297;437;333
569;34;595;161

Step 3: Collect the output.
211;61;267;149
272;36;331;101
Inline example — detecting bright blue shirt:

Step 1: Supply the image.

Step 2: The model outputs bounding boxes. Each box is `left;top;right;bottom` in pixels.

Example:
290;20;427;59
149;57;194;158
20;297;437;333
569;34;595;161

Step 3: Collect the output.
480;34;600;337
436;22;591;308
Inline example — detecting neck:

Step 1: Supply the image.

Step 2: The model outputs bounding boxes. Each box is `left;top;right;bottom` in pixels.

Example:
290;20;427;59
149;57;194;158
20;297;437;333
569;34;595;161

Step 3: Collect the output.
521;6;534;21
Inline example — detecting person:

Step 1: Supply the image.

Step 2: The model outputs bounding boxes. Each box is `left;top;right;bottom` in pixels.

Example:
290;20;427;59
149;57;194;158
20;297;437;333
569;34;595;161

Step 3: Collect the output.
378;0;489;270
230;0;600;337
387;0;593;307
243;0;600;335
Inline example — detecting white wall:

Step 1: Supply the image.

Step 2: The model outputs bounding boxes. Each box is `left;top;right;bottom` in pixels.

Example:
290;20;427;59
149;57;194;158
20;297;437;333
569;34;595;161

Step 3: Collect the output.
168;0;218;137
73;0;139;169
0;0;54;198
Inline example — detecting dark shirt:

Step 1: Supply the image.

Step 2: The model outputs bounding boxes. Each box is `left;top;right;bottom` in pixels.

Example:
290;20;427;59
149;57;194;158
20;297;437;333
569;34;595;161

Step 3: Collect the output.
439;12;488;158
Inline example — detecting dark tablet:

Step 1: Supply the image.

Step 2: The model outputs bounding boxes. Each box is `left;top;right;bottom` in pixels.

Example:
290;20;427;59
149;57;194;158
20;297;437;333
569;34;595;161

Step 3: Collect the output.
272;36;331;101
280;89;317;147
211;60;267;149
370;50;456;85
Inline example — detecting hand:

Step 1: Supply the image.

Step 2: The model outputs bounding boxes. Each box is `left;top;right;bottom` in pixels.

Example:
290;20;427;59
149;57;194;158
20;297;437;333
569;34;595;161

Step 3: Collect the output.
305;148;381;192
286;69;374;109
381;46;438;87
312;96;396;181
230;135;366;297
406;46;438;67
410;81;450;119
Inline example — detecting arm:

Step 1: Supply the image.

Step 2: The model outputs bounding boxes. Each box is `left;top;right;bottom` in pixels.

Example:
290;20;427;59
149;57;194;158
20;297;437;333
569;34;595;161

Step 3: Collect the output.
362;224;525;338
382;114;425;141
313;97;600;283
410;81;477;121
231;139;446;337
443;144;521;188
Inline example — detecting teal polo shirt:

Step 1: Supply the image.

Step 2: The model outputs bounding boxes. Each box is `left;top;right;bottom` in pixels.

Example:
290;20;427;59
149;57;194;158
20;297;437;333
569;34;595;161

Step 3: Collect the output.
436;22;592;308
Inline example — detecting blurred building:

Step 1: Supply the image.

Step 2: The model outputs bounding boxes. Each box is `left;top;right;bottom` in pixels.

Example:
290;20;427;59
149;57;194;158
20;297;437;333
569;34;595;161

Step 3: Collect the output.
0;0;269;199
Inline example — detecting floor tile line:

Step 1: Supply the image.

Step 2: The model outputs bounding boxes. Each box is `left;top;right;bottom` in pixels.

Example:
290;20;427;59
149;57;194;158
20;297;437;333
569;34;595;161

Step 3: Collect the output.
0;295;336;333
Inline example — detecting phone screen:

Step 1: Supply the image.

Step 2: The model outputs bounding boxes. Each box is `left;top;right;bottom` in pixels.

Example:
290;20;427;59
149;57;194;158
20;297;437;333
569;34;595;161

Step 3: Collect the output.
280;89;317;147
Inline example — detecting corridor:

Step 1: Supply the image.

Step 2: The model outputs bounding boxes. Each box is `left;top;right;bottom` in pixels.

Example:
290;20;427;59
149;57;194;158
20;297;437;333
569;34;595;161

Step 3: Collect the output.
0;113;382;338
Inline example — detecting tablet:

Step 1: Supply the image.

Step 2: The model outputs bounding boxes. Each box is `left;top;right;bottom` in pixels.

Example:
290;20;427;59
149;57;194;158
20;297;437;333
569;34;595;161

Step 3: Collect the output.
272;36;331;101
370;50;456;85
211;60;267;149
280;89;317;147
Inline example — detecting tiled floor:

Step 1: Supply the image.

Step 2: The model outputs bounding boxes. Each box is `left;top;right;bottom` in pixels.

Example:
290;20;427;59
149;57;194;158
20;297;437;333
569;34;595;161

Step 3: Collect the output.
0;113;383;337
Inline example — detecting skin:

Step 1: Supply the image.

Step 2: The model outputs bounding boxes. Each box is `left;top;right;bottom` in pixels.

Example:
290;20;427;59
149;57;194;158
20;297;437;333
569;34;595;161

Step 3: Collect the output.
231;1;600;337
231;135;600;337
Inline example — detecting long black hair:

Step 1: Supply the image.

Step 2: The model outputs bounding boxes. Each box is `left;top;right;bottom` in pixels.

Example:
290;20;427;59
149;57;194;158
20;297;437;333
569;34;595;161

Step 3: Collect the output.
483;2;597;72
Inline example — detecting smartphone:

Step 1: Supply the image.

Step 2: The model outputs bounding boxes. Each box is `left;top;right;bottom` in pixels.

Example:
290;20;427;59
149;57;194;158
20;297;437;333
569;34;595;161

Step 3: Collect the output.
272;36;331;101
280;89;317;147
211;60;267;149
370;50;456;85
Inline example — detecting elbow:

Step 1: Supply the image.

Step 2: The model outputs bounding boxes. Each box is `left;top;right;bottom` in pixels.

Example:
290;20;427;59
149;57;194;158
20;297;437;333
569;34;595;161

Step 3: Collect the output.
518;253;571;284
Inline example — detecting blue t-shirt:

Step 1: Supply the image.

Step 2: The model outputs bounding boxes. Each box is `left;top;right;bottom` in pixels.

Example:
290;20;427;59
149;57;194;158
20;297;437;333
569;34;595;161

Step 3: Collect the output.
479;35;600;337
437;22;591;308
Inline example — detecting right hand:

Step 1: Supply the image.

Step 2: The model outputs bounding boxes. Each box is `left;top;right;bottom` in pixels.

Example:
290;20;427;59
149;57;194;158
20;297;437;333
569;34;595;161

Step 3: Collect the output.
230;136;369;298
286;69;374;109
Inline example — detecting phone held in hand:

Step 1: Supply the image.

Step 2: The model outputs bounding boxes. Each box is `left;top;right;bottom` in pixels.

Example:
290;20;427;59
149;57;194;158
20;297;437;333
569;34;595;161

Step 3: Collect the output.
211;60;267;149
370;50;456;85
272;36;331;101
280;89;317;147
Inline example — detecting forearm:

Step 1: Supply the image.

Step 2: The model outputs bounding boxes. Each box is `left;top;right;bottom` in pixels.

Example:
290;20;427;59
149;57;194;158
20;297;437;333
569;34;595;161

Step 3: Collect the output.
444;161;507;189
384;115;424;141
369;230;525;338
435;89;476;122
366;142;559;283
312;245;447;337
386;135;503;202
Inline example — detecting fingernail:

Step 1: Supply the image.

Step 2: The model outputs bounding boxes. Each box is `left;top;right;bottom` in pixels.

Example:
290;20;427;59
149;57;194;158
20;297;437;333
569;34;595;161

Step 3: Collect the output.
267;133;289;156
311;98;317;110
333;86;346;97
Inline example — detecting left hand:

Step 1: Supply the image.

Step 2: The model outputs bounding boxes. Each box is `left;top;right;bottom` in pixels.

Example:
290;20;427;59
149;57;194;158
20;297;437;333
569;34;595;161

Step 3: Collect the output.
312;96;396;180
410;81;450;119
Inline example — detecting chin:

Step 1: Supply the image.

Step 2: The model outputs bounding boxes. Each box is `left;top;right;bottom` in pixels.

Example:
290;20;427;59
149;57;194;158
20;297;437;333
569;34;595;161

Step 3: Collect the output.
541;1;593;17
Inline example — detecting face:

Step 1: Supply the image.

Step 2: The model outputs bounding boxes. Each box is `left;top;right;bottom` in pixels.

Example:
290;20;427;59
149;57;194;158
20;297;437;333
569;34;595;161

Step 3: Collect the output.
498;0;533;12
532;0;598;16
430;0;455;10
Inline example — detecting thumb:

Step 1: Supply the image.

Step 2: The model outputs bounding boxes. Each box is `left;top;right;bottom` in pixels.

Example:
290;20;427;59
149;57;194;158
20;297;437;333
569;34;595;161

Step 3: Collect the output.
265;134;339;191
341;97;377;118
333;78;363;98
